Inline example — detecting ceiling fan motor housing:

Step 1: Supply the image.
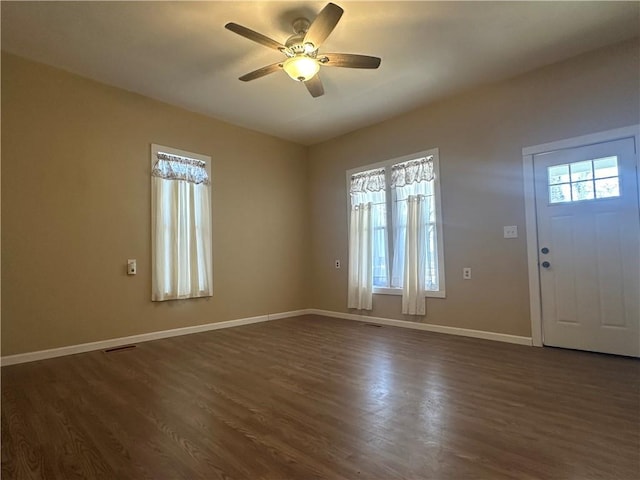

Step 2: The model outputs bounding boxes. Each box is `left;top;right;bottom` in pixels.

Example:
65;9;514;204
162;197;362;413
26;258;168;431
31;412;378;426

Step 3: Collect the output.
291;17;311;35
286;18;317;55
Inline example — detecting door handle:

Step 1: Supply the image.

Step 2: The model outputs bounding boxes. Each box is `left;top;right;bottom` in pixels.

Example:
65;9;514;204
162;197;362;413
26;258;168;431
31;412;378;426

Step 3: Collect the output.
541;261;551;268
541;247;549;254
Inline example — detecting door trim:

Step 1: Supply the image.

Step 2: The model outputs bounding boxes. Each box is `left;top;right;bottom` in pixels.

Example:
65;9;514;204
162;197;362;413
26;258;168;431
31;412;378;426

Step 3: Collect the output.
522;125;640;347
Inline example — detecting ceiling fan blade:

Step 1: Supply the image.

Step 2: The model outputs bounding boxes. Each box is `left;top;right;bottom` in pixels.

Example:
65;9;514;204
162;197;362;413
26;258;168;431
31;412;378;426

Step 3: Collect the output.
304;75;324;98
239;62;283;82
303;3;344;49
225;23;286;52
319;53;381;69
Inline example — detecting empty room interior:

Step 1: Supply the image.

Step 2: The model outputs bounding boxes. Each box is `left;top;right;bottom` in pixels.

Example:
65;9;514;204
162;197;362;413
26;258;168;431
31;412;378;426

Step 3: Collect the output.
2;1;639;479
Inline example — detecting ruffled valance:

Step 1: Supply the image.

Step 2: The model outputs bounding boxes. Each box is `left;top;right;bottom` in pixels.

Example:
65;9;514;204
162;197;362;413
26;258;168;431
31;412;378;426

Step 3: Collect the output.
152;153;210;185
350;168;386;194
391;156;434;187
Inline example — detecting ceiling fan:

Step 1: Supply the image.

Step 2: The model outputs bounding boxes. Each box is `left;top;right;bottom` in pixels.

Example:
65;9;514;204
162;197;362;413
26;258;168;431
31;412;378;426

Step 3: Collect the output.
225;2;381;98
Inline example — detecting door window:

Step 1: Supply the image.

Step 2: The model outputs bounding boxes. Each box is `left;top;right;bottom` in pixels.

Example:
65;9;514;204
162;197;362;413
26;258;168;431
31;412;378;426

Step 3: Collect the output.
548;156;620;204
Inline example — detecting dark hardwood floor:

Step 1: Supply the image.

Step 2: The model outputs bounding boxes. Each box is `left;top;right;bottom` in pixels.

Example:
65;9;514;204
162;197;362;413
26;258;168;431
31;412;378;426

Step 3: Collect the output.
2;315;639;479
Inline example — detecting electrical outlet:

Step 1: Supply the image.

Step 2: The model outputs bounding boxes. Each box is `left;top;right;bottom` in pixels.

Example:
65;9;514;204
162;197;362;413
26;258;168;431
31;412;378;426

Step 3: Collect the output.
127;259;137;275
335;260;341;269
503;225;518;238
463;267;471;280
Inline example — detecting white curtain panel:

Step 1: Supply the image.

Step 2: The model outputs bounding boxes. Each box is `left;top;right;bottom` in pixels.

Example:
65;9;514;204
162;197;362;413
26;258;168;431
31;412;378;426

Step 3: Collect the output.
391;180;431;289
402;195;428;315
348;202;373;310
391;157;434;315
152;156;212;301
351;182;387;288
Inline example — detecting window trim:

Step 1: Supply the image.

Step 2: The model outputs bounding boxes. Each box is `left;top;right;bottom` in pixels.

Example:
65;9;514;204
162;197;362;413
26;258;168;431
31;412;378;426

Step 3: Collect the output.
346;148;446;298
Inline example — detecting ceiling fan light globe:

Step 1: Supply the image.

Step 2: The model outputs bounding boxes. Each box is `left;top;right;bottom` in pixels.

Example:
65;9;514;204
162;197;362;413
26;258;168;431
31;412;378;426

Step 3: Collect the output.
283;56;320;82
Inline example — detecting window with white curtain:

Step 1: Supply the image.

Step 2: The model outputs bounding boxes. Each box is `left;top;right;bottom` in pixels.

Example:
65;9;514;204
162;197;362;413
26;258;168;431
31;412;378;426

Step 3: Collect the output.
347;149;445;313
151;144;212;301
347;168;387;310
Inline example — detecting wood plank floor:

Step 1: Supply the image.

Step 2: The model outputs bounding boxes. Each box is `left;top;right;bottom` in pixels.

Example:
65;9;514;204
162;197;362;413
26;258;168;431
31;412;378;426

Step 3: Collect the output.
2;315;639;479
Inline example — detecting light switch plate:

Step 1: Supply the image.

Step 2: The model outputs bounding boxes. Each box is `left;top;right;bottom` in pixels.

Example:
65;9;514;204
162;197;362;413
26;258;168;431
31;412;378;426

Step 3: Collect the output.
503;226;518;238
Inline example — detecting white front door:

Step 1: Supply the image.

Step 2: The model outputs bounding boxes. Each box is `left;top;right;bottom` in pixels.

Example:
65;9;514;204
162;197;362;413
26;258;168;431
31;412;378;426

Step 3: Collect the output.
534;137;639;356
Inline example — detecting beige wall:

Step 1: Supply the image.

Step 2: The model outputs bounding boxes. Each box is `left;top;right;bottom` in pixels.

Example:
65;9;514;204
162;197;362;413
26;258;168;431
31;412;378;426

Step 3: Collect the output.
3;39;638;356
1;52;309;355
307;39;640;337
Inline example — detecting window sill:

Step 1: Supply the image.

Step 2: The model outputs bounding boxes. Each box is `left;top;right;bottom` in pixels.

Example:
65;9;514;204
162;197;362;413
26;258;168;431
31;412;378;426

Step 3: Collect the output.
373;287;446;299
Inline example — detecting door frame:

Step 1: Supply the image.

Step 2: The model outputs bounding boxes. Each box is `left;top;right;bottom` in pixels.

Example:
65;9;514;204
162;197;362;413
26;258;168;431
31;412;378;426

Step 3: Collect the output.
522;125;640;347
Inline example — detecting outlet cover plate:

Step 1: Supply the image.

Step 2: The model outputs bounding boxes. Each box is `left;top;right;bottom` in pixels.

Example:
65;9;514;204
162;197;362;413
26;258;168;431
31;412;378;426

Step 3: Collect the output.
503;226;518;238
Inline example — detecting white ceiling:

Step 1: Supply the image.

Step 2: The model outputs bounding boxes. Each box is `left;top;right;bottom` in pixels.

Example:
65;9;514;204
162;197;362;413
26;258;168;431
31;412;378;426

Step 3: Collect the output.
2;1;638;145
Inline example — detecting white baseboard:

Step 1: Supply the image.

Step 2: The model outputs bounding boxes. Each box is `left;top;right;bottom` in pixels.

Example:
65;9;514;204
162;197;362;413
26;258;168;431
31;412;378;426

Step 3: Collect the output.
2;308;532;366
267;309;310;321
307;309;533;346
0;310;308;366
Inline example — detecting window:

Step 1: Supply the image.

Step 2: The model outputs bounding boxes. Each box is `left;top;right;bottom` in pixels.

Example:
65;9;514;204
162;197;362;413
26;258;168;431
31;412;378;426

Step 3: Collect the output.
346;149;445;313
548;156;620;204
151;144;212;301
